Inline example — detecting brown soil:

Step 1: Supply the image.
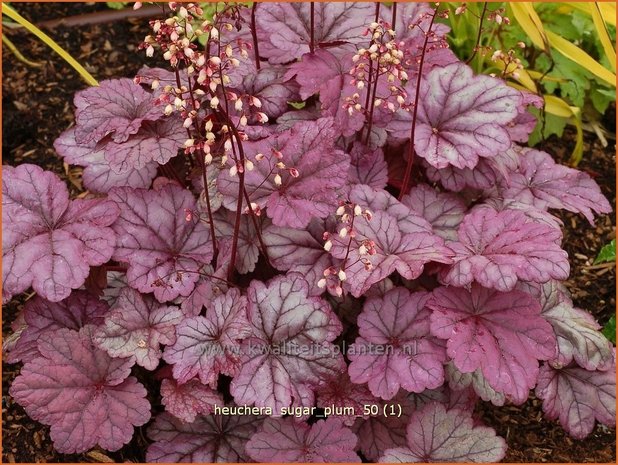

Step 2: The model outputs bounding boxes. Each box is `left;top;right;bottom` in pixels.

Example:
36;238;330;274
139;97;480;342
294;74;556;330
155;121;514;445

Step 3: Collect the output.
2;2;616;463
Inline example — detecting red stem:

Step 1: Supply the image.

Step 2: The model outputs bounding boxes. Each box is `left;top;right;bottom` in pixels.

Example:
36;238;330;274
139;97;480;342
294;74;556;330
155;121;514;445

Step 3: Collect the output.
466;2;488;65
391;2;397;27
251;3;261;70
341;214;357;272
398;7;439;200
310;2;315;53
359;2;381;143
215;37;271;271
185;70;219;266
213;56;247;281
364;52;381;145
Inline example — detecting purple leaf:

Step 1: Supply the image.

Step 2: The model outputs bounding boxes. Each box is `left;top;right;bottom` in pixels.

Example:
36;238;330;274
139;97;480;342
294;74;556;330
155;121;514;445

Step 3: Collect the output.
352;392;413;461
424;147;520;192
501;149;611;224
160;378;223;423
103;119;185;174
506;92;544;142
109;183;213;302
135;66;185;92
428;284;557;404
409;384;479;413
101;271;129;307
285;48;365;137
524;281;614;371
94;287;184;370
246;417;360;463
415;63;522;169
329;202;452;297
536;360;616;439
2;164;119;302
479;198;564;231
146;411;262;462
5;291;108;364
401;183;467;241
442;207;569;291
262;218;340;296
348;142;389;189
73;78;164;145
348;184;433;233
54;128;158;193
348;288;446;399
9;327;150;453
219;118;350;228
379;402;506;462
164;288;251;386
179;264;229;317
229;65;300;119
213;210;260;274
255;2;374;64
315;372;377;426
230;274;345;411
388;3;452;62
446;363;506;407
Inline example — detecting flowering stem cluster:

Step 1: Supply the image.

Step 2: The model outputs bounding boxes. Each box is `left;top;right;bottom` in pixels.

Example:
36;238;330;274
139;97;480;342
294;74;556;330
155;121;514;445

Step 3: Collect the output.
321;202;374;297
346;19;409;145
398;5;447;200
140;2;272;280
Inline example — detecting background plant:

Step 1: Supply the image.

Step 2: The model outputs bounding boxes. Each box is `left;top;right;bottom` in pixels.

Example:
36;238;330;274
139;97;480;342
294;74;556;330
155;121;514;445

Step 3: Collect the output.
442;1;616;165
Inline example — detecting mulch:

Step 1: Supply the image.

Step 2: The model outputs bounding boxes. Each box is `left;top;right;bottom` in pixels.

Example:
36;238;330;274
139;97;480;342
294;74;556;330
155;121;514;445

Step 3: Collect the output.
2;3;616;463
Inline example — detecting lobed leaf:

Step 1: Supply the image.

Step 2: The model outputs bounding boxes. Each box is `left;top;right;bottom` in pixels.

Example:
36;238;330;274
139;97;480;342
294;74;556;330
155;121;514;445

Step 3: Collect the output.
246;417;360;462
160;378;223;423
230;274;345;411
109;183;213;302
218;118;350;228
442;207;569;291
164;288;251;386
379;402;506;462
54;128;158;193
94;287;184;370
73;78;165;145
415;63;522;169
10;327;151;453
522;281;614;371
348;288;446;400
501;149;611;224
2;164;119;302
255;2;374;64
5;291;108;364
536;360;616;439
428;284;556;404
401;184;466;241
147;411;262;462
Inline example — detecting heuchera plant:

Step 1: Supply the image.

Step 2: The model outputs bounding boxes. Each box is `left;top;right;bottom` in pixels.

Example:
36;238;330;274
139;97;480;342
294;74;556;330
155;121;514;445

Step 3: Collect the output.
3;2;615;461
